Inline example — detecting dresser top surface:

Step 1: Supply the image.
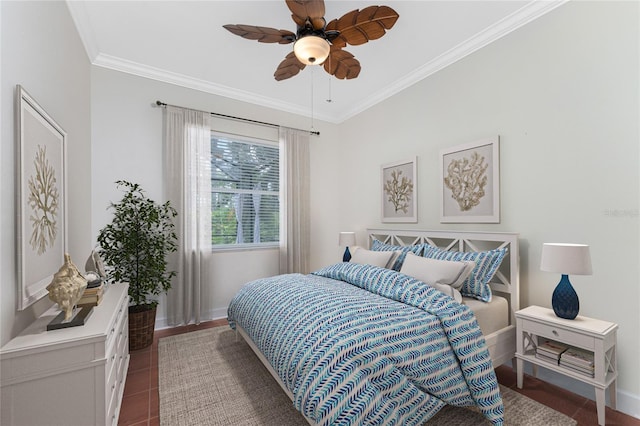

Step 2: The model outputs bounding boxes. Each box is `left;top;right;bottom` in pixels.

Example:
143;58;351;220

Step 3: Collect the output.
1;283;128;356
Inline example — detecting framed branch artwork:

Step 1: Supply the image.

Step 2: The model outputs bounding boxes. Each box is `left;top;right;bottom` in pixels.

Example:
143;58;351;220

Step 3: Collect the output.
381;157;417;223
440;137;499;223
16;85;67;310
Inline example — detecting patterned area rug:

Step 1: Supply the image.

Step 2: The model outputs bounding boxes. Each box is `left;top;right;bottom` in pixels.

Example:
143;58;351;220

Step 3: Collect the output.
159;327;577;426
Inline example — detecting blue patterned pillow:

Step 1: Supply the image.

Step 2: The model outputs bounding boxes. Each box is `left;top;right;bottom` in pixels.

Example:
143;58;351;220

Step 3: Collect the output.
370;239;425;271
422;245;508;302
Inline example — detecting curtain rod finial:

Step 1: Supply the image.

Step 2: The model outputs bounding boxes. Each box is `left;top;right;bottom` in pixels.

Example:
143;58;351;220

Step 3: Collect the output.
155;100;166;107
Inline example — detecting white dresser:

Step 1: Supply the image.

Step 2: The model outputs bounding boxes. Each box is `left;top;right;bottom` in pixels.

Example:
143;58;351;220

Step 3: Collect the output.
1;283;130;426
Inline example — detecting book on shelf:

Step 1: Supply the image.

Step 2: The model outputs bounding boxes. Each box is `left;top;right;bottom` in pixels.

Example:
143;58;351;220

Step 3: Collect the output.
536;339;568;360
535;352;560;365
83;283;104;295
80;285;104;303
560;360;594;377
560;355;595;369
560;358;594;371
78;298;101;305
560;347;594;368
86;278;103;289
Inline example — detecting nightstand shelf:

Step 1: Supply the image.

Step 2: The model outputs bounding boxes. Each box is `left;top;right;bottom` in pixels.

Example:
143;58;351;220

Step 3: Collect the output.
515;305;617;426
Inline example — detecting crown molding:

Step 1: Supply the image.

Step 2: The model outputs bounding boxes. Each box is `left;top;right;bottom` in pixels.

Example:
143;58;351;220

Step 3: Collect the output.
69;0;567;124
65;0;99;62
91;53;339;122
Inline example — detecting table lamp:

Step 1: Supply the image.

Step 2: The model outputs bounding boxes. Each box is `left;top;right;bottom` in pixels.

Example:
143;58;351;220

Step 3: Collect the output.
540;243;592;320
338;232;356;262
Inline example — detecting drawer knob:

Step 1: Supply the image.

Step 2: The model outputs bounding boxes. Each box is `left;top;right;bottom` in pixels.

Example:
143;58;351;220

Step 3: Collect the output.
552;330;559;336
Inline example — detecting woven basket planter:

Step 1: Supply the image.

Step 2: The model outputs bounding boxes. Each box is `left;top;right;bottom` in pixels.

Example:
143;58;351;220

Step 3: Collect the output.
128;305;157;351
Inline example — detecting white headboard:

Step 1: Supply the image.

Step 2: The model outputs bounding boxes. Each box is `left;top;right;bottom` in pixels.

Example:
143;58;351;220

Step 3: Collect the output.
367;229;520;325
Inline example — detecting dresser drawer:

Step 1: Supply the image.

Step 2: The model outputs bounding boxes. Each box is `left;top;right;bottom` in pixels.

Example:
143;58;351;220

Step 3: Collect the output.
106;295;128;350
106;352;118;401
110;353;128;426
105;344;118;386
106;375;119;426
522;319;594;350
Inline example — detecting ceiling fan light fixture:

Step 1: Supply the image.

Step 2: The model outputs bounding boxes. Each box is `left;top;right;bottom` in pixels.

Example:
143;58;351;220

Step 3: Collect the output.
293;35;330;65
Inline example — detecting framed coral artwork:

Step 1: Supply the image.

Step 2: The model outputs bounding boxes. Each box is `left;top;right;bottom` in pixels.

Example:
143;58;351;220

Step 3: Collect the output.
381;157;417;223
16;85;67;310
440;137;500;223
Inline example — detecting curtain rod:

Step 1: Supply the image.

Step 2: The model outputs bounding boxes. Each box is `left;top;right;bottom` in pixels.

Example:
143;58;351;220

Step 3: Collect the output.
155;101;320;136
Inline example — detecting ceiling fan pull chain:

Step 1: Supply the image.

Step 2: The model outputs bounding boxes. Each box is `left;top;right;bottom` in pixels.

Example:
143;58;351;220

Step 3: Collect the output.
326;56;333;103
310;66;316;133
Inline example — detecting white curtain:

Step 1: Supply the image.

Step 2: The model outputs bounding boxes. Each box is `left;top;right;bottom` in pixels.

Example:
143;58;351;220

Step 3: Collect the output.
252;183;261;243
279;127;310;274
163;106;212;325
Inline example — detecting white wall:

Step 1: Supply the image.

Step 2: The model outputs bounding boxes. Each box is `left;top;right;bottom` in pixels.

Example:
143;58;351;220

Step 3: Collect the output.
309;1;639;416
89;67;333;324
0;1;91;345
2;0;637;419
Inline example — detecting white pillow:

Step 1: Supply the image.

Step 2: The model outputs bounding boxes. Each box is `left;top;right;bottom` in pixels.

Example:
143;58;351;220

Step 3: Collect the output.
431;283;463;303
401;252;475;289
400;253;477;303
350;248;395;268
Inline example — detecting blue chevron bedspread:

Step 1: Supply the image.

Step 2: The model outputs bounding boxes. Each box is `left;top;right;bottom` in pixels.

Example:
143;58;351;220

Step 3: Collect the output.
227;262;504;425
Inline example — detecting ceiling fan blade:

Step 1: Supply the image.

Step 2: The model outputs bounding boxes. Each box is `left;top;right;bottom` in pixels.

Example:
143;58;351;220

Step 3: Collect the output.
323;47;361;80
286;0;326;30
274;52;307;81
223;24;295;44
326;5;399;48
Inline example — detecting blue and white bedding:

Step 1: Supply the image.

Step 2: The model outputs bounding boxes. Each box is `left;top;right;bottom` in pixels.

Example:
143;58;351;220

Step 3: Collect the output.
227;262;504;425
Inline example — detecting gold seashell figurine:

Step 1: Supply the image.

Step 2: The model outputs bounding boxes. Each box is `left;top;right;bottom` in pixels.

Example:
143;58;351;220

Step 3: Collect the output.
46;253;88;321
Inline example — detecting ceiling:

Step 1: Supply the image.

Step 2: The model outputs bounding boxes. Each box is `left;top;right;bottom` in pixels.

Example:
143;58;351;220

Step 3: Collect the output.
67;1;565;123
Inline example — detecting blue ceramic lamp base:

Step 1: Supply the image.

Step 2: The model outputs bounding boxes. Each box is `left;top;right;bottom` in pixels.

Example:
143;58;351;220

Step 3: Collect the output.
343;247;352;262
552;274;580;320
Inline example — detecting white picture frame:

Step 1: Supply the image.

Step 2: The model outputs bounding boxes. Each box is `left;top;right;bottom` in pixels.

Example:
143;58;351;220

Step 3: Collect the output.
440;137;500;223
16;85;67;310
381;157;417;223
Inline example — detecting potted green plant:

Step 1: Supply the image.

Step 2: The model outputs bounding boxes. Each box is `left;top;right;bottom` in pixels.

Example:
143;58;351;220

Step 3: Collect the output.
97;180;178;350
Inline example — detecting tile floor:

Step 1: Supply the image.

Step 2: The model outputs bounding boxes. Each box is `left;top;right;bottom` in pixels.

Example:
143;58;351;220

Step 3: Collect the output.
119;320;639;426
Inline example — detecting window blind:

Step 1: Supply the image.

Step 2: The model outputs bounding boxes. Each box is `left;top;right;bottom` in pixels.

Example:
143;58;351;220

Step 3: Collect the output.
211;133;279;246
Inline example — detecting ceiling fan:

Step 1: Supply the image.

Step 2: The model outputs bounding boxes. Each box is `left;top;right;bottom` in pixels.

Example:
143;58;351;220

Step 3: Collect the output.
223;0;399;81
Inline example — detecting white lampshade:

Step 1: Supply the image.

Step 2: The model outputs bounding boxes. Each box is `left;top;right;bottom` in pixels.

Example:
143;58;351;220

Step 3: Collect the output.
540;243;592;275
293;35;330;65
338;232;356;247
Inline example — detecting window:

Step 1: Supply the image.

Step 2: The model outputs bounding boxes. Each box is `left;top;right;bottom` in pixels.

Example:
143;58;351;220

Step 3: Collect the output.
210;133;279;248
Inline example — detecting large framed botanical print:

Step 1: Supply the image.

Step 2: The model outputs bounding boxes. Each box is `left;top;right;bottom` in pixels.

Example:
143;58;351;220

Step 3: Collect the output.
440;137;500;223
381;157;417;223
16;85;67;310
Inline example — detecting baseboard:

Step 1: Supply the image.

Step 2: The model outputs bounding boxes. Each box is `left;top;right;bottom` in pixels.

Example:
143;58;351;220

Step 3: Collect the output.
154;307;228;330
613;389;640;420
518;362;639;419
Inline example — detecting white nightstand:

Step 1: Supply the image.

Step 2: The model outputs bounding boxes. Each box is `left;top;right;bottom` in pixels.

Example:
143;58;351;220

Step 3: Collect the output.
515;305;617;426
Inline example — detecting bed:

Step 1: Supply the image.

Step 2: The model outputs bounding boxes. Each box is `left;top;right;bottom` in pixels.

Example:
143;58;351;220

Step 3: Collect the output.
366;229;520;368
228;229;519;425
